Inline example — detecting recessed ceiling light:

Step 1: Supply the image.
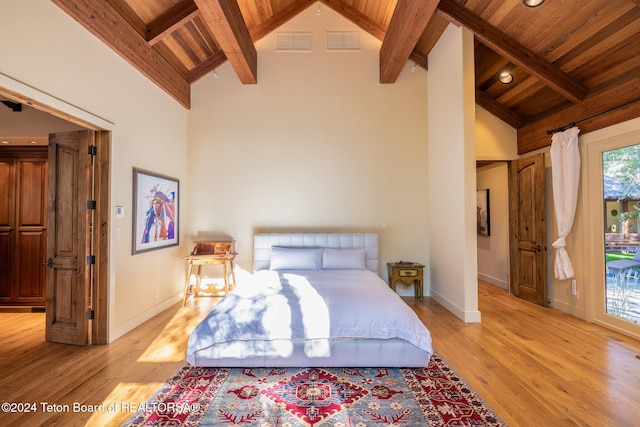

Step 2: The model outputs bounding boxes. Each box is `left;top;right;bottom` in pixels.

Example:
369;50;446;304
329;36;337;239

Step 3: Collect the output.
498;72;513;84
29;140;39;144
522;0;545;7
1;140;10;144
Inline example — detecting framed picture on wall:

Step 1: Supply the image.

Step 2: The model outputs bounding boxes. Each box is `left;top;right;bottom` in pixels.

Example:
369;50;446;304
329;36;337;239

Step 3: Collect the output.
477;189;490;237
132;168;179;254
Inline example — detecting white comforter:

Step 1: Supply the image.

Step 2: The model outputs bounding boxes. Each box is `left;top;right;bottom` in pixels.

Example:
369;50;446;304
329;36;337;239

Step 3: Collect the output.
186;269;432;366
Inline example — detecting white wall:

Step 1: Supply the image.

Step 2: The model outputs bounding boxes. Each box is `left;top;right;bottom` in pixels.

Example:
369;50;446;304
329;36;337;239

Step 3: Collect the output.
427;24;480;322
0;0;189;341
476;106;518;160
188;4;429;290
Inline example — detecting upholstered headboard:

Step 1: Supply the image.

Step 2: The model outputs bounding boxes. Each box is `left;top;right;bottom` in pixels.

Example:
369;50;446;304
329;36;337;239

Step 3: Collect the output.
253;233;379;273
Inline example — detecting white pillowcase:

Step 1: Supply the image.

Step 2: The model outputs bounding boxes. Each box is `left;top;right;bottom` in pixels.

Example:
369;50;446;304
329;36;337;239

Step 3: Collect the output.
322;248;366;270
269;247;323;270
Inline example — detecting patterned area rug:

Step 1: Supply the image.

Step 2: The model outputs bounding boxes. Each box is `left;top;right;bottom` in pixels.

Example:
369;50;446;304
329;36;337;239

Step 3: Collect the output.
125;353;505;426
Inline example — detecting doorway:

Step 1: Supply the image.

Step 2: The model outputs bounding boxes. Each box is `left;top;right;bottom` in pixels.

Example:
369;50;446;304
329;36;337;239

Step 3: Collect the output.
477;156;547;307
476;162;511;291
0;87;110;345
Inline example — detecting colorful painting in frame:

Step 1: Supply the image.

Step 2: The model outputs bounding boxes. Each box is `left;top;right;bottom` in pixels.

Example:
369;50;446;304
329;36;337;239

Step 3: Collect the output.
477;189;490;237
132;168;179;254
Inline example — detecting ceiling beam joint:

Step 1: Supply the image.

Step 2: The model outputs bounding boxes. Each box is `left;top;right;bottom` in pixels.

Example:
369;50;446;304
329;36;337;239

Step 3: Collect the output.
380;0;439;84
194;0;257;84
147;0;200;46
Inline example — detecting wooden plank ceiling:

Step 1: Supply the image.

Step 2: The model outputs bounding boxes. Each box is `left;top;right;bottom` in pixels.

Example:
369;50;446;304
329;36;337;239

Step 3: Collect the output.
51;0;640;154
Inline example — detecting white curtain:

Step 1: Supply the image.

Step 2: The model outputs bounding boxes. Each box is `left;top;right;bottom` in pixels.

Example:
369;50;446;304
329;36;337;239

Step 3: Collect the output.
550;127;581;280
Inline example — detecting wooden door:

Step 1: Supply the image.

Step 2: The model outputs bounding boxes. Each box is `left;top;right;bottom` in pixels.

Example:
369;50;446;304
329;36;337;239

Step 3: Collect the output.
509;154;547;306
45;131;93;345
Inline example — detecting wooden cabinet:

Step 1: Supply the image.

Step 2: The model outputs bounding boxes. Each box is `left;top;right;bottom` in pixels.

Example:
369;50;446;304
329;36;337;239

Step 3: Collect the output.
0;147;48;306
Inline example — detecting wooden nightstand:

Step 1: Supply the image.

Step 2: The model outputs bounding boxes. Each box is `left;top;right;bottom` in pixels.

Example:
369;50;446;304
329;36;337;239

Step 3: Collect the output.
183;239;237;306
387;262;424;301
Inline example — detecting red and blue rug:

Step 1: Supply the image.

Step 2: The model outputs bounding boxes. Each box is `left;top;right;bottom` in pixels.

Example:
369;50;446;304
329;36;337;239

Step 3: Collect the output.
125;353;505;426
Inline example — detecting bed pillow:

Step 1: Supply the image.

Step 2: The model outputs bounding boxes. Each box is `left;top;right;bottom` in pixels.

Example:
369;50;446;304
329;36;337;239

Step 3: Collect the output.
322;248;366;270
269;247;323;270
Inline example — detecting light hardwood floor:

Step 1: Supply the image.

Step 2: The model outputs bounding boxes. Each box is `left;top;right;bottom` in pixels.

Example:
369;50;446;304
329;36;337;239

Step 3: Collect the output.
1;281;639;426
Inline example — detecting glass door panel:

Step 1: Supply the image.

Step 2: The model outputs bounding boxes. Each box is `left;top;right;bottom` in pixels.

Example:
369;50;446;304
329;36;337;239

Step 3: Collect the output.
602;144;640;324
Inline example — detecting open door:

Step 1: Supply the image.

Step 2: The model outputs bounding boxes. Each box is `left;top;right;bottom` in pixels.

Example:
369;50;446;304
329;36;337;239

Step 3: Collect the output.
45;130;94;345
509;154;547;306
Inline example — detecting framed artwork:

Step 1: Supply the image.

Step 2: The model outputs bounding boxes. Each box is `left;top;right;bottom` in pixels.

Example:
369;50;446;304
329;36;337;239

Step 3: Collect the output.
132;168;179;254
477;189;490;237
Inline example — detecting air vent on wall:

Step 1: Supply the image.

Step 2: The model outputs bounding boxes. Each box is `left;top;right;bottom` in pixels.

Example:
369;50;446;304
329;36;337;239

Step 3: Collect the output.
277;32;312;51
327;32;361;51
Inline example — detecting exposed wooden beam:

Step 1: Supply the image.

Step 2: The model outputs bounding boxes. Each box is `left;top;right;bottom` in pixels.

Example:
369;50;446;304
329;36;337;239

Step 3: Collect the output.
380;0;439;84
189;50;227;83
194;0;257;84
322;0;432;70
517;77;640;154
321;0;386;41
106;0;147;38
52;0;191;109
147;0;200;46
406;14;450;73
409;51;428;71
437;0;588;104
194;0;313;80
476;90;525;129
414;13;449;61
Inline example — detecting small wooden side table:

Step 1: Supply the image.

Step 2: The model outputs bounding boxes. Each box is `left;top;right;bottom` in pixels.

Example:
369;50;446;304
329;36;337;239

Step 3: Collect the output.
183;239;237;306
387;262;424;301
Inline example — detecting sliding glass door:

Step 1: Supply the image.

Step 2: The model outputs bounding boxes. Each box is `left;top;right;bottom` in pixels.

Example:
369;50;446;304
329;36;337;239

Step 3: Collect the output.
585;129;640;339
602;145;640;324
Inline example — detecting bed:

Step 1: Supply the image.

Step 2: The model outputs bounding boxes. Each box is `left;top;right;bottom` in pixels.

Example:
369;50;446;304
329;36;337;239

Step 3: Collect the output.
186;233;433;367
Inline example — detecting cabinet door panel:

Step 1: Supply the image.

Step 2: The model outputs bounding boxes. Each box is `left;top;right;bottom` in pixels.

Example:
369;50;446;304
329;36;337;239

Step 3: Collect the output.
17;159;47;227
0;160;12;227
15;230;46;302
0;231;11;300
0;160;13;301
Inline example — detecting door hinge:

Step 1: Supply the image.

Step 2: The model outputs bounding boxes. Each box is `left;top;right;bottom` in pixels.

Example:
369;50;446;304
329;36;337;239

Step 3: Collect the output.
87;200;97;210
88;145;97;156
86;255;96;265
86;309;95;320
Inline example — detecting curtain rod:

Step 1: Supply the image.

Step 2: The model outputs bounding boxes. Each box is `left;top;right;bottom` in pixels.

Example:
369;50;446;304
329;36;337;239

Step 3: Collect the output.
546;96;640;135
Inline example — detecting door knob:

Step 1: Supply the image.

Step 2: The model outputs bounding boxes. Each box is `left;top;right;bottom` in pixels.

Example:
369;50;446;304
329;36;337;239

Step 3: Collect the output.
43;258;53;267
